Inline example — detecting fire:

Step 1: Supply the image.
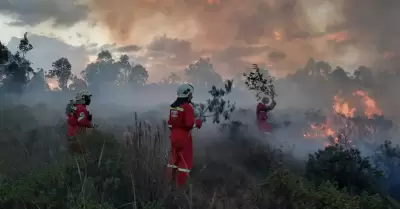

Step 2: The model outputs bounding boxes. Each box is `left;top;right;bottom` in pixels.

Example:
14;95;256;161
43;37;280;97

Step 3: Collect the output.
274;31;281;41
327;31;348;42
333;94;355;117
303;90;383;146
207;0;220;4
353;90;382;118
303;123;336;139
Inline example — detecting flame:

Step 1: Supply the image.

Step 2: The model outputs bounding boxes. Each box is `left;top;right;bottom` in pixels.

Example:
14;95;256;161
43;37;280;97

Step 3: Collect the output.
353;90;382;118
274;31;281;41
327;31;348;42
303;90;384;147
207;0;220;4
303;123;336;139
333;94;355;117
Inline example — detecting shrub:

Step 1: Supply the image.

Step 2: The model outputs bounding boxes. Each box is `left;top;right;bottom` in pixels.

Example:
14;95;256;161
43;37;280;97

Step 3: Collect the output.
306;144;382;195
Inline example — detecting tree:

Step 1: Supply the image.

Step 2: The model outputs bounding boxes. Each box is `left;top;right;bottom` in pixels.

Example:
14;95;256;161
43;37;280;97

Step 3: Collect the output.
46;57;72;90
117;55;148;85
81;50;120;88
0;42;9;65
28;68;49;91
353;66;374;88
0;42;10;84
374;140;400;198
185;58;222;90
1;33;34;93
69;75;87;91
18;33;33;57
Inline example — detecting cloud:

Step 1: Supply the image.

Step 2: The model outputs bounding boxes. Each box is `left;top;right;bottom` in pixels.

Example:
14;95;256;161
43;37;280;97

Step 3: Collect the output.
0;0;88;27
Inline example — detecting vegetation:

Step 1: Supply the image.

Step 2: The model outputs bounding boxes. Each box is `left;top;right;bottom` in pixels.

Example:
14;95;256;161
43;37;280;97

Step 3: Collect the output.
1;33;400;208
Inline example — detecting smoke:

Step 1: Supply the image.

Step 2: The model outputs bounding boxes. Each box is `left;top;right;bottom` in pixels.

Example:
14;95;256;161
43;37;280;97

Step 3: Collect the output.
3;0;400;182
85;0;400;77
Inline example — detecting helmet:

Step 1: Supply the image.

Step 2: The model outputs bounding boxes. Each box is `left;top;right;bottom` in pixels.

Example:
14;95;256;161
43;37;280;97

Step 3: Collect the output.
262;95;273;107
75;90;92;101
177;83;194;98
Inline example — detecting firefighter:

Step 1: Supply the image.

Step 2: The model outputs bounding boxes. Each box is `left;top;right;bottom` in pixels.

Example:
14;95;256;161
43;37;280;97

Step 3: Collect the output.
256;95;276;133
66;90;94;154
167;83;202;187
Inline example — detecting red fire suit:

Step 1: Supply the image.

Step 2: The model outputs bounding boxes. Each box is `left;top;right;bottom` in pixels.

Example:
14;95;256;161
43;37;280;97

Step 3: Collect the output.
256;101;275;133
167;102;202;187
67;104;93;154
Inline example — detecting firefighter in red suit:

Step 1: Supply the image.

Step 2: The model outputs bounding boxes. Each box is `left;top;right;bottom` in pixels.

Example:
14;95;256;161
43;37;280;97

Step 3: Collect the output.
256;96;276;133
167;83;202;187
66;90;94;154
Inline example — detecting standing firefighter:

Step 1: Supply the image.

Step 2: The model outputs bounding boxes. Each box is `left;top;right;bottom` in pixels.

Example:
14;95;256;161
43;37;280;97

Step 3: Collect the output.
256;95;276;133
66;90;94;154
167;83;202;187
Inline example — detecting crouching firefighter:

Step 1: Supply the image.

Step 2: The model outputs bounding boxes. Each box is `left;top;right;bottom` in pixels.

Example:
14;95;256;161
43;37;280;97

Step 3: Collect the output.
66;90;94;154
167;84;202;187
256;95;276;133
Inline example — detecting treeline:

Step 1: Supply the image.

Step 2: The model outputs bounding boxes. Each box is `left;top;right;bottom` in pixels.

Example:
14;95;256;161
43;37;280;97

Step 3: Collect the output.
0;33;227;95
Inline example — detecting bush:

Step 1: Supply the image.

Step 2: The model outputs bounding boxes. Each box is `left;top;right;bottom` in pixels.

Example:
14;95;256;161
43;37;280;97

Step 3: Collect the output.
306;144;382;195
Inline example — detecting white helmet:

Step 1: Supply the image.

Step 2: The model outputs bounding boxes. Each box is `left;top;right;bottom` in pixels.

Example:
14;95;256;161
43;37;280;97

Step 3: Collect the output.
177;83;194;98
262;95;273;107
75;90;92;101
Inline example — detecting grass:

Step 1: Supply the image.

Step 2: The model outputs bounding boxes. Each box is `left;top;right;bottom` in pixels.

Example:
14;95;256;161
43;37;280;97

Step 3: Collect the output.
0;106;397;209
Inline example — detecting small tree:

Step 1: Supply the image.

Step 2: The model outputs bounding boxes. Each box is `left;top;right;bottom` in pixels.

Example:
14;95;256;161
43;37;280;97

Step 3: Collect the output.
243;64;276;101
18;32;33;57
193;79;235;124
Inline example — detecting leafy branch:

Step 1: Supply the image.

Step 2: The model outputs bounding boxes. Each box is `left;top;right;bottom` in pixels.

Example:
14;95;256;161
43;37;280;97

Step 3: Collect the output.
193;79;236;124
244;64;276;101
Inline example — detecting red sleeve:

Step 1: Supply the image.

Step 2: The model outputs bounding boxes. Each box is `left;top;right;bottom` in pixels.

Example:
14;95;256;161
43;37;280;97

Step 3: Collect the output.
183;104;196;130
76;107;93;128
256;103;263;116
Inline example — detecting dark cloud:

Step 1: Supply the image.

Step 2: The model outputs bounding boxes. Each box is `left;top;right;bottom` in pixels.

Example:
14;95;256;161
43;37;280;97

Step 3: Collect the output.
7;34;89;73
116;45;141;53
0;0;88;27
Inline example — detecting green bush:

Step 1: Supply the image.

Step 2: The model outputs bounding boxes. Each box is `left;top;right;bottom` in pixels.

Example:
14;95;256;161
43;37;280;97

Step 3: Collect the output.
306;144;382;195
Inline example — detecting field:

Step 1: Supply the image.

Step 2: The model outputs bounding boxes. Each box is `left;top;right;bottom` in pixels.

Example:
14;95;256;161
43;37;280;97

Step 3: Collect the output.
0;102;399;209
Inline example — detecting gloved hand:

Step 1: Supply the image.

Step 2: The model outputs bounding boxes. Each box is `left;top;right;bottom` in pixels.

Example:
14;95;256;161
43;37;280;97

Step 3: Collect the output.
195;119;202;129
88;113;92;121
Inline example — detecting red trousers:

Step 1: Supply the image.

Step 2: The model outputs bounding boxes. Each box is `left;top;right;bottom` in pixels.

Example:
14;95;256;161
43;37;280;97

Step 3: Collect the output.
257;119;271;132
167;135;193;187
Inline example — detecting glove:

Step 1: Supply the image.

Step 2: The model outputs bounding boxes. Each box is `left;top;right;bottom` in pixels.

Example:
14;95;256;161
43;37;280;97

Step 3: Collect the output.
195;119;202;129
88;113;92;121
